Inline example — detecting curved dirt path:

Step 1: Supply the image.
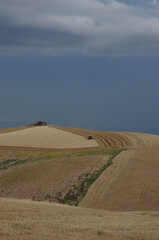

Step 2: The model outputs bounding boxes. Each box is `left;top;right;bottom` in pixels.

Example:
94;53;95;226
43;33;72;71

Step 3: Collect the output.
80;149;159;211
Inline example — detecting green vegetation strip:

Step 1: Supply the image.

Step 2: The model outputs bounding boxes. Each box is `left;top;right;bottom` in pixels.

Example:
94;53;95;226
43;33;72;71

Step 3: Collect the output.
55;150;123;206
0;159;28;170
0;150;119;170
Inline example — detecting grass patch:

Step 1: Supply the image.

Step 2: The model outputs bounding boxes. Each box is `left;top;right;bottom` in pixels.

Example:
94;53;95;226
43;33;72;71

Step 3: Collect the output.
20;150;116;159
12;223;31;230
97;230;104;236
0;159;28;170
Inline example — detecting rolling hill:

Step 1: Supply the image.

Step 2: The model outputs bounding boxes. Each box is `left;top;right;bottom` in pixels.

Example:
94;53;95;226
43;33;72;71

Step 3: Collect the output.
1;197;159;240
0;125;159;239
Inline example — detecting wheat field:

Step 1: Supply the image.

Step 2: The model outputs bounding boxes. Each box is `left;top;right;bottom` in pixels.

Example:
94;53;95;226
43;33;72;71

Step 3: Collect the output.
0;126;98;149
1;197;159;240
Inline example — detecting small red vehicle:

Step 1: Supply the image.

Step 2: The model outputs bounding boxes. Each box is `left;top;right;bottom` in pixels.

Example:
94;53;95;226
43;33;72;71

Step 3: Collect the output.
87;135;93;140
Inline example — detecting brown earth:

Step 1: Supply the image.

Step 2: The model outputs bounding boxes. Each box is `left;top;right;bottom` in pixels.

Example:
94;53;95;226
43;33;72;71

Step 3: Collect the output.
1;197;159;240
80;149;159;211
0;150;110;203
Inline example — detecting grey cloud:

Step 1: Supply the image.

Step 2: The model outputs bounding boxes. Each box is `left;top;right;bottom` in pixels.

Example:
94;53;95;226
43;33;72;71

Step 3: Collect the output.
0;0;159;56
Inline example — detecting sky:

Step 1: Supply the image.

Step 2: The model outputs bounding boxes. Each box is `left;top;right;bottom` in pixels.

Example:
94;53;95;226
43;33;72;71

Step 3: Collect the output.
0;0;159;134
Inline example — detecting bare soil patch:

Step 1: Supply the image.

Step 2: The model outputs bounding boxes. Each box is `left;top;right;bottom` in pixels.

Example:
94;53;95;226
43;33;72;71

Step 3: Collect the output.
0;150;110;204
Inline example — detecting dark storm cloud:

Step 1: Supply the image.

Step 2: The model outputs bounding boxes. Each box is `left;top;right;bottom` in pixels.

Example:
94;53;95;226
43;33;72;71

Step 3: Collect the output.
0;0;159;55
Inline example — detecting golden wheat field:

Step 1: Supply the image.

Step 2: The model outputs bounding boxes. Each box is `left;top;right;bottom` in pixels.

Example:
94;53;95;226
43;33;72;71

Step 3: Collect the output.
1;125;159;239
1;198;159;240
0;126;98;149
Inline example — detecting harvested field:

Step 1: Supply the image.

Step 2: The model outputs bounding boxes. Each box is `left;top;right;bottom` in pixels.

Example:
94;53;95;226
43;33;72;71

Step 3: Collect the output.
1;125;159;152
52;125;159;150
1;124;159;213
0;126;98;149
80;149;159;211
0;197;159;240
0;126;29;134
